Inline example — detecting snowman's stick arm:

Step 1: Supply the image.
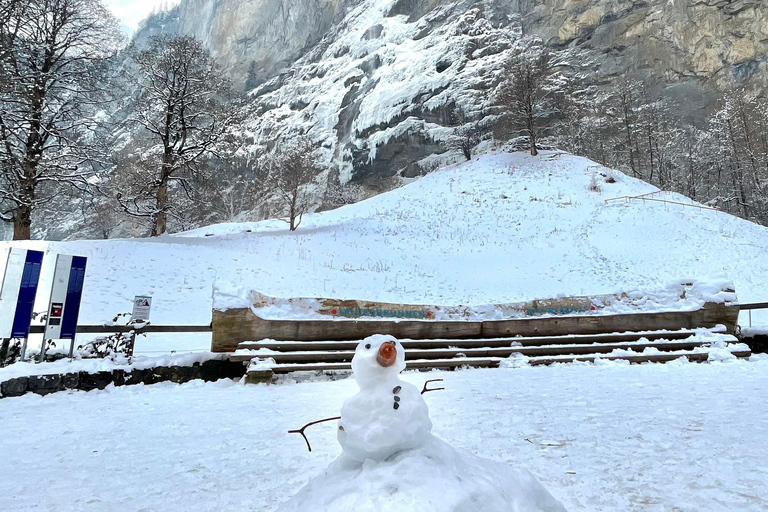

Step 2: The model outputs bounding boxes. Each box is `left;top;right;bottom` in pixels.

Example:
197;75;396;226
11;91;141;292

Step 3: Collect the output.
288;416;341;452
421;378;444;394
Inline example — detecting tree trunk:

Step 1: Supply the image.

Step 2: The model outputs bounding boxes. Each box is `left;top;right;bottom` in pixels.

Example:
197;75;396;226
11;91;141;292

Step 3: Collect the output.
527;104;538;156
153;178;169;236
289;191;298;231
621;90;638;178
13;205;32;240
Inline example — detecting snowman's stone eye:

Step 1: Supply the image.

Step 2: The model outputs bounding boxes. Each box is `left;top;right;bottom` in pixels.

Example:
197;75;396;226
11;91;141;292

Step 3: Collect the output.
365;343;371;349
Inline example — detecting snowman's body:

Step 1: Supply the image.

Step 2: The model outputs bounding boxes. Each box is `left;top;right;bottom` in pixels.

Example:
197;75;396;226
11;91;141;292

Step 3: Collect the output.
337;335;432;462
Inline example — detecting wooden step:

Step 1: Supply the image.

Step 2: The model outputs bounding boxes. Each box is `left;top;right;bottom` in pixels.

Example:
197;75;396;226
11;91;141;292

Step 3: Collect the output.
266;357;500;374
235;328;715;353
256;349;751;373
528;349;752;366
231;338;722;363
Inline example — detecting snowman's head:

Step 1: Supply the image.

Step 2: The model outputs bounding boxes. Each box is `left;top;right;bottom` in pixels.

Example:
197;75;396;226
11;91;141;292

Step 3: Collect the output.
351;335;406;389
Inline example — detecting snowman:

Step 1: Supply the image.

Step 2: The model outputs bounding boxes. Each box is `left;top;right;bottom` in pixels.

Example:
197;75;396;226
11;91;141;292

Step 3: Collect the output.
280;334;567;512
337;335;432;461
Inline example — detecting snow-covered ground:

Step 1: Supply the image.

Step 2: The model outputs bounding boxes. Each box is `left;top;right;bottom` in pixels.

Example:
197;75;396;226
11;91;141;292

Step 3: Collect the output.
2;358;767;511
2;151;768;355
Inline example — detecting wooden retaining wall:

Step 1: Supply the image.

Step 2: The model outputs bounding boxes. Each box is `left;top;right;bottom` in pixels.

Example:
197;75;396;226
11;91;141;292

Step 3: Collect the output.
211;301;740;353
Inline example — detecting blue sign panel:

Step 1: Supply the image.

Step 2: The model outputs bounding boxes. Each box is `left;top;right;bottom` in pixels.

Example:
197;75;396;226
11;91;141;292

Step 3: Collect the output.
11;250;44;338
59;256;87;339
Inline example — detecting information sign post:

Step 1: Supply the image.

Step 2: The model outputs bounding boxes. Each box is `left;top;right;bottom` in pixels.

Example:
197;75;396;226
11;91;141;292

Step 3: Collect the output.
0;248;44;361
41;255;87;361
128;295;152;356
131;296;152;323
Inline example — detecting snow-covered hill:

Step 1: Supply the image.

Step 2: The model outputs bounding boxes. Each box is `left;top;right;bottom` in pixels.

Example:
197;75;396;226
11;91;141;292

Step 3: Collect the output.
2;151;767;352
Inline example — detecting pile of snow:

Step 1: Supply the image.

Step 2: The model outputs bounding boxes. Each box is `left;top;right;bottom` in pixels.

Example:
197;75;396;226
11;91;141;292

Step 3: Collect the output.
279;435;565;512
741;327;768;337
3;151;768;354
225;277;736;322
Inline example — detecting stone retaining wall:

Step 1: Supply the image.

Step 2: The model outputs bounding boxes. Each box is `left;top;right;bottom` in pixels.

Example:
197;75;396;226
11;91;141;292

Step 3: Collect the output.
741;334;768;355
0;359;246;399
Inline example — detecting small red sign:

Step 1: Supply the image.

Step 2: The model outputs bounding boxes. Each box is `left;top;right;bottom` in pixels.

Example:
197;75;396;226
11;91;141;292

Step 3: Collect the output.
51;303;63;317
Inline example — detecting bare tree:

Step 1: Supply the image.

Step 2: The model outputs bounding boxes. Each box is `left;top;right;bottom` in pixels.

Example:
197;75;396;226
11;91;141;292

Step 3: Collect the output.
0;0;121;239
203;153;265;223
266;138;320;231
117;35;234;236
449;106;481;161
494;39;556;156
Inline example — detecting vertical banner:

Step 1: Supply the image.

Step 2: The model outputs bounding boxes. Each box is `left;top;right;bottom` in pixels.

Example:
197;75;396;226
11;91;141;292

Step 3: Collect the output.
43;255;87;341
0;248;44;339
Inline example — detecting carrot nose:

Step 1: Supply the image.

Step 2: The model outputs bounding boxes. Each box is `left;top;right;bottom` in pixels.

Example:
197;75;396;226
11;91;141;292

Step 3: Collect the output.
377;341;397;367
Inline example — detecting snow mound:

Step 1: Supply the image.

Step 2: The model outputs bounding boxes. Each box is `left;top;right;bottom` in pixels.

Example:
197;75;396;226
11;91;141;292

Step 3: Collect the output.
276;435;566;512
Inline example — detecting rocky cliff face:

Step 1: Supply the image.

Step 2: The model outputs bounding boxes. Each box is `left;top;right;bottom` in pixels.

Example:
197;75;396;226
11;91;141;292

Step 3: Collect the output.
136;0;352;89
135;0;767;187
530;0;766;85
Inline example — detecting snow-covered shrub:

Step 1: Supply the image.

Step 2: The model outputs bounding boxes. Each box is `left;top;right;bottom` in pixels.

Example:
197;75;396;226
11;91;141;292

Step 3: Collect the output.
77;313;145;360
0;339;22;367
588;172;601;193
78;334;134;360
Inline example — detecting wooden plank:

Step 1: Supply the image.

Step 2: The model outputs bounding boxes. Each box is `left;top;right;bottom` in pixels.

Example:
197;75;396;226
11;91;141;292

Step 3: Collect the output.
739;302;768;310
28;324;212;334
212;307;481;352
266;357;502;373
528;350;751;366
262;349;752;373
236;329;708;352
231;339;734;364
481;303;739;339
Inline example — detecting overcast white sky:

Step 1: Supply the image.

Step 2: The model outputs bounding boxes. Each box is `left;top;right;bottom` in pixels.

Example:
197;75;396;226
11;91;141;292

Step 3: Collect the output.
104;0;180;33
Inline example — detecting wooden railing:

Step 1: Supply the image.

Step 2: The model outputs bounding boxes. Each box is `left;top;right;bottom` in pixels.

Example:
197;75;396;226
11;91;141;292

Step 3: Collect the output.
739;302;768;328
604;191;718;212
739;302;768;310
2;324;213;362
27;324;212;334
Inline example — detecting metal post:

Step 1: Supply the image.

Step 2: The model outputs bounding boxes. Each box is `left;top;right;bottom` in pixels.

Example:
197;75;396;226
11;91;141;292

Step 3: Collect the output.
68;338;75;359
128;331;137;358
38;338;47;363
0;338;9;362
20;337;28;361
749;310;752;328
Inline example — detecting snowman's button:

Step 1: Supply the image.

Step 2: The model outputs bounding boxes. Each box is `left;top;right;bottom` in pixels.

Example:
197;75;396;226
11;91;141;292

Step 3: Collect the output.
394;396;401;402
393;385;401;394
338;425;345;431
393;402;400;410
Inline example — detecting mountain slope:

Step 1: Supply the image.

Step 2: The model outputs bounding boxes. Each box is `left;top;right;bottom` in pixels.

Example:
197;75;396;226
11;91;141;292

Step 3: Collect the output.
2;151;766;336
134;0;768;187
